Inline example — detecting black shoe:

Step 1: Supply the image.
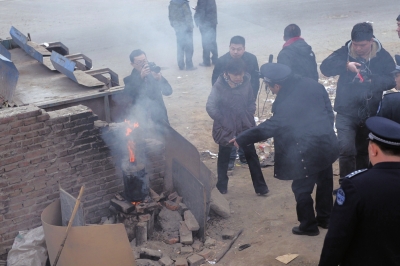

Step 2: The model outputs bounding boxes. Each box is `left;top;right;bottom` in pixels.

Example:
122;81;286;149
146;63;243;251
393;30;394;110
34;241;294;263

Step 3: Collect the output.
332;188;338;196
199;62;211;67
218;189;227;194
257;189;269;196
317;222;329;229
239;157;247;164
292;226;319;236
228;159;235;171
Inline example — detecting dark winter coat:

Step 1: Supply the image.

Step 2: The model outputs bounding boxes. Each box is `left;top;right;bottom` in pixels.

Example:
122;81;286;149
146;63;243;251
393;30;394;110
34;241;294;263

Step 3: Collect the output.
123;69;172;125
168;0;194;32
236;76;338;180
277;38;318;81
319;162;400;266
377;91;400;123
320;38;395;119
212;52;260;97
206;73;256;146
194;0;217;27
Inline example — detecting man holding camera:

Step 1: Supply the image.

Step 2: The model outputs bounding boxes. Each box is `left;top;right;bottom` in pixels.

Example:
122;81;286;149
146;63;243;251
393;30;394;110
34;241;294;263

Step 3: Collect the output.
123;49;173;126
320;22;395;193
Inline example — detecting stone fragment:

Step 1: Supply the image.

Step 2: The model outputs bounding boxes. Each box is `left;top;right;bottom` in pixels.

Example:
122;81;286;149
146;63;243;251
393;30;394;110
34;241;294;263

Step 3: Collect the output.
136;222;147;246
179;222;193;245
165;200;179;211
191;240;203;252
180;246;193;254
204;237;216;248
135;259;161;266
175;257;188;266
187;254;205;266
168;191;179;201
158;256;174;266
178;203;189;216
140;248;163;260
221;229;235;240
210;188;230;218
197;248;215;260
175;196;183;204
158;207;182;232
184;210;200;231
164;233;179;245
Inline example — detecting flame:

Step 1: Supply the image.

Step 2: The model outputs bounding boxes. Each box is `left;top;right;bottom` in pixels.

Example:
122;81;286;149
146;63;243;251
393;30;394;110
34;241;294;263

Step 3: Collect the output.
127;140;135;162
124;120;140;163
131;201;141;206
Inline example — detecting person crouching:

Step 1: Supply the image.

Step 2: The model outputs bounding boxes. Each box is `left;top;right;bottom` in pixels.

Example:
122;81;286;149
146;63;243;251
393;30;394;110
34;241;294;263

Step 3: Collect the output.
206;58;269;195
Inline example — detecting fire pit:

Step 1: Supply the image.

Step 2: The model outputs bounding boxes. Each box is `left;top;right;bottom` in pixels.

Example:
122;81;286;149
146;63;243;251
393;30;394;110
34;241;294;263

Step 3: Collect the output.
122;161;148;202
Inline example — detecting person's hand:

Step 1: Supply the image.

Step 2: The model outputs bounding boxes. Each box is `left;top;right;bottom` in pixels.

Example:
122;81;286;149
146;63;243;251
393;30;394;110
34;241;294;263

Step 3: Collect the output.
229;138;239;148
152;71;162;81
347;61;361;73
140;64;151;79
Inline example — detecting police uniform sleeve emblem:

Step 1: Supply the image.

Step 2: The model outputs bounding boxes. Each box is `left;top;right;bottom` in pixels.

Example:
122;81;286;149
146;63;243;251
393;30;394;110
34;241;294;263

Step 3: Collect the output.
336;188;345;205
345;168;367;178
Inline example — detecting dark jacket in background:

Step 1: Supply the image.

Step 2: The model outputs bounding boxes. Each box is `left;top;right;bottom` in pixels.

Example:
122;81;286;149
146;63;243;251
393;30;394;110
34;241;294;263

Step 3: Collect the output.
277;38;319;81
123;69;173;125
168;0;194;31
320;38;395;119
377;91;400;123
194;0;217;27
236;76;338;180
212;52;260;98
319;162;400;266
206;73;255;146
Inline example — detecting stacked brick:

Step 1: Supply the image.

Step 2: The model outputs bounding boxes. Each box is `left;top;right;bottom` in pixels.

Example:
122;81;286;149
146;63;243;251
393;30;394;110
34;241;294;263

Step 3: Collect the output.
0;104;121;256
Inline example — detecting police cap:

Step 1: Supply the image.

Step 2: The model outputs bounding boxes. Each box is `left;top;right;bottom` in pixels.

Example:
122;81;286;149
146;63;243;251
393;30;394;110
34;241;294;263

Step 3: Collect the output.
260;63;292;83
366;116;400;146
392;55;400;74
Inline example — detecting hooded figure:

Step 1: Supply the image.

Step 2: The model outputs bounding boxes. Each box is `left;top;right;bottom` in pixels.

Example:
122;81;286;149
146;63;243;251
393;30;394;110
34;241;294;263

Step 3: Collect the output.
277;24;319;81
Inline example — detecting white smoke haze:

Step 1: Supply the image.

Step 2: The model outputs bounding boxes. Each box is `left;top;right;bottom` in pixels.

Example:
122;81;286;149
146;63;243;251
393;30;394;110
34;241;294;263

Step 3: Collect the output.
1;0;398;151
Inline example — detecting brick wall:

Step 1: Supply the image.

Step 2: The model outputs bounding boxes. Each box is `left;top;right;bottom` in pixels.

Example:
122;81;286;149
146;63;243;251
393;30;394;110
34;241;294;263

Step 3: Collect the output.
0;104;122;256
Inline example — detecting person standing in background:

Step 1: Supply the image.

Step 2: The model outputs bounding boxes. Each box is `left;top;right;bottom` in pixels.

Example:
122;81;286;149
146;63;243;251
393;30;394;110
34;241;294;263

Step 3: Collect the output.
194;0;218;67
168;0;196;71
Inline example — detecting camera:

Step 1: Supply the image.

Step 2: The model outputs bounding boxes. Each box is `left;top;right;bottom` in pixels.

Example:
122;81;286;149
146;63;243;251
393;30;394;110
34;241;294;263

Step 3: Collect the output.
354;58;371;83
147;62;161;73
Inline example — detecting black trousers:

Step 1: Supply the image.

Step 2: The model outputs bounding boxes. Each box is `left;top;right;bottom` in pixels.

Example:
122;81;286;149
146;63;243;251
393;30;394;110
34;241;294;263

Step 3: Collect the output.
217;144;268;194
336;113;369;182
199;25;218;65
291;166;333;231
174;29;194;69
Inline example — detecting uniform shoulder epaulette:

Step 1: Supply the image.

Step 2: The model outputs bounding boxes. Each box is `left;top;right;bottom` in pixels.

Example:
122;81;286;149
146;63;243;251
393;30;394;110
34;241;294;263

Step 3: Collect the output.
345;168;368;179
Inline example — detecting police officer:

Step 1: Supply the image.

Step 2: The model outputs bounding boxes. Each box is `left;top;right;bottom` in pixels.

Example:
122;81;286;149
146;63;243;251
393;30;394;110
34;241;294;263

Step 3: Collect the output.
230;63;338;236
319;116;400;266
377;55;400;123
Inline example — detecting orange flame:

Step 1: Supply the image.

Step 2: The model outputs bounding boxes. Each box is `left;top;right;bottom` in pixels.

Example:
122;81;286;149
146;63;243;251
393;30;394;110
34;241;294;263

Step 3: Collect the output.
127;140;135;162
131;201;141;206
125;120;140;163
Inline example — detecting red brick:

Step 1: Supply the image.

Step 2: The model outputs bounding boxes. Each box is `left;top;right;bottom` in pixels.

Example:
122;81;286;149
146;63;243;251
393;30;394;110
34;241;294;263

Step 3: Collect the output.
16;108;41;120
38;127;52;135
25;149;47;160
36;113;50;122
25;130;39;138
0;136;12;145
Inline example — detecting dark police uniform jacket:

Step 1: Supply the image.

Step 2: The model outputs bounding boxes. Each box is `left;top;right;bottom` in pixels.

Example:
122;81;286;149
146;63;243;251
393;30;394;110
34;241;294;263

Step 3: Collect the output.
319;162;400;266
235;76;338;180
377;91;400;124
